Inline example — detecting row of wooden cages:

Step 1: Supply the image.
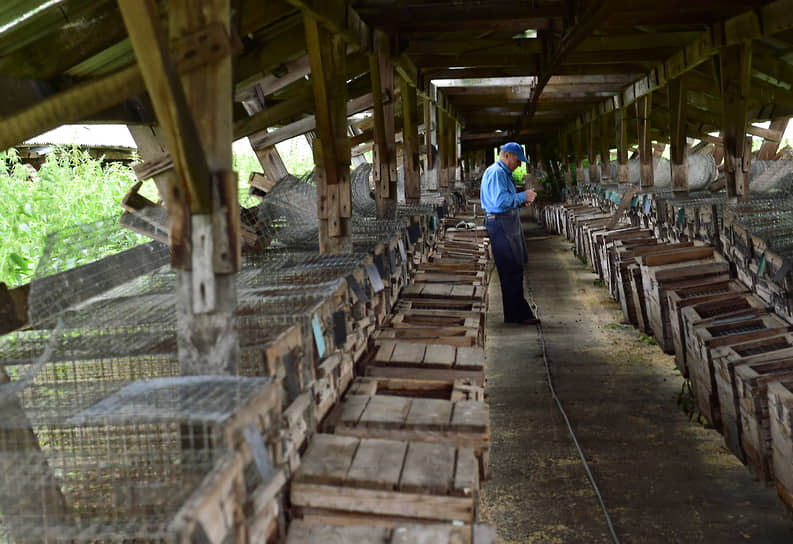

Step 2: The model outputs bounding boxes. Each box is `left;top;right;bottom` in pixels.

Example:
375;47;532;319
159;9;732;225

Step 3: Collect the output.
286;198;495;543
0;195;468;543
541;189;793;516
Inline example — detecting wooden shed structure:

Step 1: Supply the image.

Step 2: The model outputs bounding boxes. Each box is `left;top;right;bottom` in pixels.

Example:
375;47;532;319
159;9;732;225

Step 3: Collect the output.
4;0;793;353
5;0;793;541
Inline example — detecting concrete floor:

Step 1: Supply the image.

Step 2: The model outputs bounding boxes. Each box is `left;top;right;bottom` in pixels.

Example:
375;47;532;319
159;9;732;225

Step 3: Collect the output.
480;213;793;544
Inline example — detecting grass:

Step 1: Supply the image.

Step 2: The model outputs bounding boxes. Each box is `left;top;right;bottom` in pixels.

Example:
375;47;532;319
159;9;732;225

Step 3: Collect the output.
0;140;316;288
638;333;658;346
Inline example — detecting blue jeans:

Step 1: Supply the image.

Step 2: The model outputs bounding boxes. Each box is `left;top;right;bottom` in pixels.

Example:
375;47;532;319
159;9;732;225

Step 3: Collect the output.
485;213;532;322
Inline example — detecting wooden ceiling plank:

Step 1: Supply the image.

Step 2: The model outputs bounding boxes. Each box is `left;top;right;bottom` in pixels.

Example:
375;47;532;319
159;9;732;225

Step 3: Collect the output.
0;1;127;80
0;64;144;153
519;0;616;129
118;0;213;213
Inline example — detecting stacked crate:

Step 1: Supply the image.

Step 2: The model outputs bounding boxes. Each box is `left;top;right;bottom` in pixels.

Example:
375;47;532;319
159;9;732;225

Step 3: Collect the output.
286;197;493;542
543;191;793;516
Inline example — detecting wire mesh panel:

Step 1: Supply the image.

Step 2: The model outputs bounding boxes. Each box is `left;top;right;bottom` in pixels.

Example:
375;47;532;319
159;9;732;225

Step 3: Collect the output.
256;174;319;247
0;374;278;543
28;217;171;326
351;162;376;216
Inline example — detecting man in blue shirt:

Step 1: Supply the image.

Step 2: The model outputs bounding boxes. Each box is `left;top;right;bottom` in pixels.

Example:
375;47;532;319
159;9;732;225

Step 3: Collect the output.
481;142;538;324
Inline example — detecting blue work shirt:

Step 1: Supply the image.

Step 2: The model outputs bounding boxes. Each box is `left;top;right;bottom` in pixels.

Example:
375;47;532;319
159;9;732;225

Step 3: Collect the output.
480;160;526;214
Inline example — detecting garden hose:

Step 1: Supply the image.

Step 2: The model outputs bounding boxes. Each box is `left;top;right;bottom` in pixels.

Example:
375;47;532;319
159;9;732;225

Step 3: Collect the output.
526;285;621;544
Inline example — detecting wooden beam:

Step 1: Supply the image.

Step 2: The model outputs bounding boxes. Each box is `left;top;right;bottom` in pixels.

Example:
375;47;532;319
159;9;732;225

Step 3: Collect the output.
588;121;599;184
721;42;751;200
127;125;189;261
252;146;289;187
370;30;398;216
614;105;629;183
236;53;312;110
249;91;378;149
560;133;573;190
424;96;433;187
0;64;144;153
305;12;352;252
519;0;615;130
757;118;789;160
600;114;611;182
636;92;653;188
118;0;212;214
401;76;421;203
574;127;585;185
579;0;793;135
285;0;371;52
669;76;689;194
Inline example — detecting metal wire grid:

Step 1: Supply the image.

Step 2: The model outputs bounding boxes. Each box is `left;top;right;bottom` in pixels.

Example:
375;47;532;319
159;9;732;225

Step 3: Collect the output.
28;216;172;326
698;303;753;318
723;198;793;225
0;376;273;542
256;174;320;247
351;162;376;216
735;341;792;357
711;323;767;337
679;288;729;299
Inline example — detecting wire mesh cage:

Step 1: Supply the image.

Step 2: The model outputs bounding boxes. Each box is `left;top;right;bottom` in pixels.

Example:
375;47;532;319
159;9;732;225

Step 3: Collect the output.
256;174;319;248
0;371;278;543
28;217;171;327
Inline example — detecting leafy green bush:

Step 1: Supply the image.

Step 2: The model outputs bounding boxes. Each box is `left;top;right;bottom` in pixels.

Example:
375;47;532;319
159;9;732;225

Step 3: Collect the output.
512;164;526;184
0;146;145;286
0;142;314;288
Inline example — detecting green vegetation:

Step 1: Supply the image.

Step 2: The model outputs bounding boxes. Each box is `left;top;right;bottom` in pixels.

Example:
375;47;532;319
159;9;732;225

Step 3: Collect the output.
512;164;526;184
0;146;144;287
0;141;315;288
638;333;658;346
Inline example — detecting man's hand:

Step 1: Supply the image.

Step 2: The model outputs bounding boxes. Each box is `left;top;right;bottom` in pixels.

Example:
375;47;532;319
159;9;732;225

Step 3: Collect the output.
523;188;537;206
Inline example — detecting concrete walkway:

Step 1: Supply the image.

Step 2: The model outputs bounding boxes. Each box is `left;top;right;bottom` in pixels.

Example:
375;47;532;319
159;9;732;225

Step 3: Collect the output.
480;214;793;544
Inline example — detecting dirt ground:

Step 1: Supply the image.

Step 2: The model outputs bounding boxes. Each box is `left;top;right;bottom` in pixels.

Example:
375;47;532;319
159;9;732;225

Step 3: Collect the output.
479;213;793;543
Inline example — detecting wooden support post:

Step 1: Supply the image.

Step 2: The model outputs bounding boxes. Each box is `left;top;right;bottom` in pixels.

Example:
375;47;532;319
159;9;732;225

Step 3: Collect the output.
438;109;448;188
240;93;290;187
253;146;289;186
424;97;432;189
636;92;654;188
370;30;398;216
128;125;189;260
758;118;788;160
721;42;752;200
560;133;572;190
400;75;420;202
600;115;611;182
615;107;629;183
454;120;461;184
588;121;599;184
574;128;585;185
118;0;213;214
669;76;689;194
305;14;352;252
120;0;239;376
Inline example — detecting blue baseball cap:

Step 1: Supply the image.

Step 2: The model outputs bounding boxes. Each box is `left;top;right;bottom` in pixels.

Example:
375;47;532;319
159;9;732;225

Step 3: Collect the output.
501;142;529;163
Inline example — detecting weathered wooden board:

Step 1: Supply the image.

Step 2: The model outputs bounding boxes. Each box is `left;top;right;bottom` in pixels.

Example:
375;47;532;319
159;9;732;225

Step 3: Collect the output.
734;355;793;483
667;281;750;377
291;434;476;523
402;283;485;301
711;336;793;463
366;340;484;382
343;376;485;402
285;519;498;543
768;380;793;511
688;310;791;430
